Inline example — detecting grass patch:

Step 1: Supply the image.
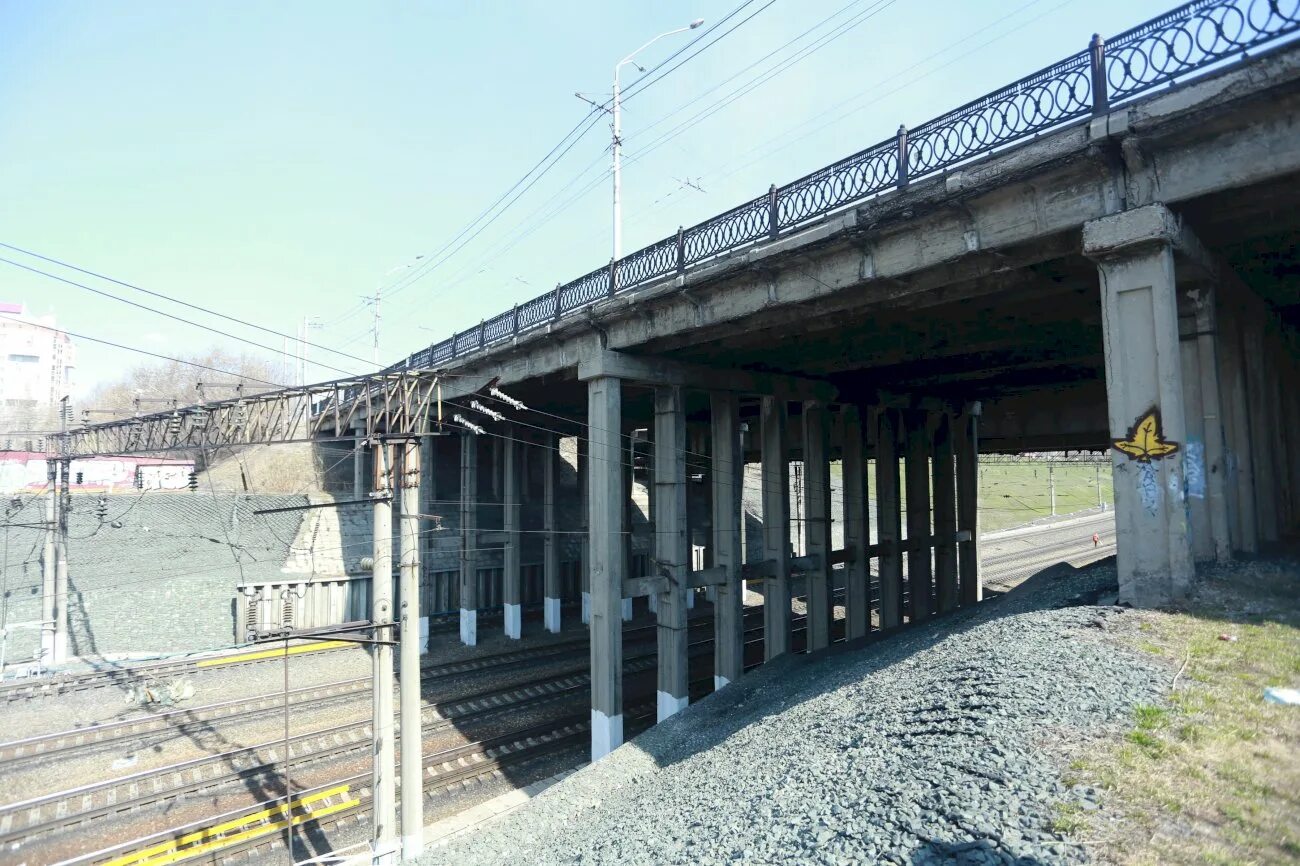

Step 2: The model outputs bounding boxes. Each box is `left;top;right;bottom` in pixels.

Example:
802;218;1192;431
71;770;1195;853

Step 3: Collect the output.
1059;560;1300;864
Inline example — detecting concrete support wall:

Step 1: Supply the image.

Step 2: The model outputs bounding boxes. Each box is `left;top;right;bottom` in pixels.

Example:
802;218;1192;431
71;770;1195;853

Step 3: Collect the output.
1084;205;1193;607
760;396;791;660
932;413;958;614
904;410;933;623
578;436;590;624
1217;294;1258;553
588;376;625;760
654;386;689;721
841;405;870;640
502;424;522;640
956;410;981;607
543;432;561;633
876;409;903;628
711;392;744;688
458;432;479;646
802;400;832;651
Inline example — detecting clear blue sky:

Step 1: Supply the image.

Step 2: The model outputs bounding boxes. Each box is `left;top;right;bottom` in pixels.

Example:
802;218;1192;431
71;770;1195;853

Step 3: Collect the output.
0;0;1174;399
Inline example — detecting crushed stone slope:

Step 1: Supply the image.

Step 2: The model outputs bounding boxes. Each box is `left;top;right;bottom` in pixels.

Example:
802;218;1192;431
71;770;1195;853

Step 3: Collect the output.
425;563;1161;866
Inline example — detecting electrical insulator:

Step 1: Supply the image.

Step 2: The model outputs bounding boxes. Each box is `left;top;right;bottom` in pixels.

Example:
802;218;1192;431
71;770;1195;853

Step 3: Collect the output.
134;467;144;489
95;496;109;520
75;471;84;485
188;471;199;491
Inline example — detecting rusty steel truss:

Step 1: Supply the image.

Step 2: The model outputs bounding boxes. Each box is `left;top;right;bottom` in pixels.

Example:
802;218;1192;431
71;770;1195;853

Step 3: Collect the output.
55;370;443;457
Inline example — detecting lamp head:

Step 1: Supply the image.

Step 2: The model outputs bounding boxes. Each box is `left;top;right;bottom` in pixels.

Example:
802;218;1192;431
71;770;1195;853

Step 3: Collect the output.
689;18;704;28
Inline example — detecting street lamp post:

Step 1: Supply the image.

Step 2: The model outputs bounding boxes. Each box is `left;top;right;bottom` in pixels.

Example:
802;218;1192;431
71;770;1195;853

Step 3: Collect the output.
610;20;703;264
365;257;424;368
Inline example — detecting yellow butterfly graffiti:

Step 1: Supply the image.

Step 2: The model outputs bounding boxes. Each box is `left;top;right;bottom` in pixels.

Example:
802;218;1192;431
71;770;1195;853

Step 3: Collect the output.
1112;407;1180;462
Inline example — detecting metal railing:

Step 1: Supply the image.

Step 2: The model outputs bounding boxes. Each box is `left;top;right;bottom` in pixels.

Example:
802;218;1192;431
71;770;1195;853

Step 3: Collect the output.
397;0;1298;373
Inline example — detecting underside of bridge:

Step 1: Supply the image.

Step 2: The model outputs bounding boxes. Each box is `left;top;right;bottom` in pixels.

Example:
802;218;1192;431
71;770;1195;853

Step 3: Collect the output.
330;44;1300;762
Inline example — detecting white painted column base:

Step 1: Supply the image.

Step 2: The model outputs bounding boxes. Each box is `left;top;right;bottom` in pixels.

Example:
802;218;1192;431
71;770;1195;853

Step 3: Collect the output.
713;674;731;691
657;690;689;722
621;597;633;621
459;608;477;647
504;603;521;640
402;834;423;862
591;708;623;761
581;591;591;624
543;597;561;633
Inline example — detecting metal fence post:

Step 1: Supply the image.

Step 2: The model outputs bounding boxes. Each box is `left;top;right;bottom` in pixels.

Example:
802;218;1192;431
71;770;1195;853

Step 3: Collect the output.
477;321;485;350
552;283;563;321
1090;33;1109;116
676;226;685;274
511;304;519;337
767;184;779;239
608;259;617;297
896;125;909;188
450;330;458;360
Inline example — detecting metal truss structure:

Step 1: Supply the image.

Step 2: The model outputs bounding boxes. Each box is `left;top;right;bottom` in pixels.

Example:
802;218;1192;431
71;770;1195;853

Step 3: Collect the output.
54;370;443;457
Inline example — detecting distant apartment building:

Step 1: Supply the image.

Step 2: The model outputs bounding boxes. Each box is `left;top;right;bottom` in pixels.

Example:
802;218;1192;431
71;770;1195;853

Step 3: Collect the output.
0;302;76;433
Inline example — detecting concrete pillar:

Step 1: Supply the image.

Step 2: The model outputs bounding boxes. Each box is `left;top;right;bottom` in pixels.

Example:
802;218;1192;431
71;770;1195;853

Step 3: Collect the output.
1083;205;1193;606
1193;286;1233;562
419;434;435;603
397;439;423;859
802;400;832;651
903;410;933;623
543;432;561;633
458;432;478;646
588;376;625;760
711;392;744;688
654;386;689;720
932;412;958;614
502;425;522;639
622;432;635;622
371;442;397;859
956;408;982;607
1242;305;1279;545
1217;297;1257;553
578;436;591;624
760;396;791;660
876;409;903;628
841;405;869;640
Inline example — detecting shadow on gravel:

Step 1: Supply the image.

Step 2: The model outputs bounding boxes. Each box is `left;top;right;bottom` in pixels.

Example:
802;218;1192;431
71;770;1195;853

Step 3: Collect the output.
635;560;1115;773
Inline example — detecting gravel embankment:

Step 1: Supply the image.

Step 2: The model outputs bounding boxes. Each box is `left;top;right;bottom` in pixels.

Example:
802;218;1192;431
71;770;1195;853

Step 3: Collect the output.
425;562;1163;865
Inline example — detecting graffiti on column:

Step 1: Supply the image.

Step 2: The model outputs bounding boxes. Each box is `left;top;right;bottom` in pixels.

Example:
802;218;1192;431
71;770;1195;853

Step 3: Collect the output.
1184;440;1206;499
1112;407;1181;516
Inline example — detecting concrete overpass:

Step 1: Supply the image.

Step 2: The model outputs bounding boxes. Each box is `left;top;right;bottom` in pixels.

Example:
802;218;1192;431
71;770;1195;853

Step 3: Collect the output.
59;2;1300;766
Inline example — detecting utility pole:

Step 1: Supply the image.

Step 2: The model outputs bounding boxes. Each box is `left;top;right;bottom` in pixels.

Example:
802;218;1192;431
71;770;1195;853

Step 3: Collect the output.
54;397;70;663
40;460;56;666
398;439;423;859
299;317;322;387
1049;462;1057;517
371;441;397;865
364;258;424;370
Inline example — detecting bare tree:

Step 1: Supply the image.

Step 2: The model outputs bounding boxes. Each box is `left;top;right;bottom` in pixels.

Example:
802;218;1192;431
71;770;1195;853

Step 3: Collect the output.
84;348;281;419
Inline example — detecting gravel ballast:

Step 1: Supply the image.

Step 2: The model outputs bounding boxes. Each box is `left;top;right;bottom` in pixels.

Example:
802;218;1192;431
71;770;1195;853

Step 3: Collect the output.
424;563;1165;865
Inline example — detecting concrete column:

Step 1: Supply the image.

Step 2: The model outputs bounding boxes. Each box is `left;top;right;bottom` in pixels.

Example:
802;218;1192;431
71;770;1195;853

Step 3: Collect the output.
1193;286;1232;562
588;376;625;760
841;405;869;640
1217;298;1257;553
622;432;635;622
956;409;982;607
543;432;561;633
654;386;689;720
903;410;933;623
397;439;423;859
1083;205;1193;606
458;432;478;646
711;393;744;688
371;442;397;860
760;396;791;660
502;425;522;639
802;400;832;651
1242;304;1279;544
932;412;958;614
578;436;591;624
876;409;903;629
419;434;435;603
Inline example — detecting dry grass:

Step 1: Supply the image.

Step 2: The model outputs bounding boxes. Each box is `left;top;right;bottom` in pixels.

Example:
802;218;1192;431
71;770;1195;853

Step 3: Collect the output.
1060;560;1300;865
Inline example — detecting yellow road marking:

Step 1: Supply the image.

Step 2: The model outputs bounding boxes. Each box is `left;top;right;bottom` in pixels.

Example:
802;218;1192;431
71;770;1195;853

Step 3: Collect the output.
105;785;358;866
195;640;350;668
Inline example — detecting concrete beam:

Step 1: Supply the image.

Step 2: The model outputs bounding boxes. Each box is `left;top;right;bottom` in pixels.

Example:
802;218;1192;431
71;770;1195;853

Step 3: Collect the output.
502;425;522;640
932;413;958;614
542;432;561;633
458;432;478;646
904;410;933;623
956;409;982;607
841;405;869;640
760;396;792;661
578;348;836;402
802;400;832;651
876;409;903;629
